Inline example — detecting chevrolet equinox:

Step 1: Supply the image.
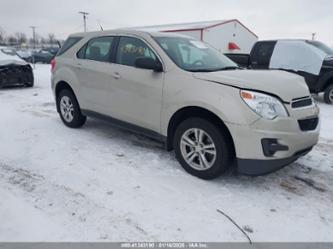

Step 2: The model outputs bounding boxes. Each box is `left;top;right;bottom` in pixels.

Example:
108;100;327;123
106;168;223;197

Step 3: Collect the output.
51;30;320;179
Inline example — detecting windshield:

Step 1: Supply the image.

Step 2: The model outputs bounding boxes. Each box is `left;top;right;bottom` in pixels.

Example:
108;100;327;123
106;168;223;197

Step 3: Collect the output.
154;36;238;72
306;41;333;55
1;48;17;56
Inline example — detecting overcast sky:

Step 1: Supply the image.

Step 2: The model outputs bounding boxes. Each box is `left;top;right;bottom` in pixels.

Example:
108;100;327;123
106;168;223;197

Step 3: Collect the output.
0;0;332;45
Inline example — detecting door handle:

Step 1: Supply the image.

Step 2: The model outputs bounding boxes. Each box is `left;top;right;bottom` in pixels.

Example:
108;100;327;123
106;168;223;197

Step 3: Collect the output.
112;72;121;79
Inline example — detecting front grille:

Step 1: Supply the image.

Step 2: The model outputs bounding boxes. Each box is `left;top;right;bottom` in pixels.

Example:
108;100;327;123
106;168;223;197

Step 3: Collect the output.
292;96;313;108
298;117;319;131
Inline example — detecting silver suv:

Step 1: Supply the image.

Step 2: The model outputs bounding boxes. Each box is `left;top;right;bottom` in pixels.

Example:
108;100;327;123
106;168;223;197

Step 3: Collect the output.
51;30;320;179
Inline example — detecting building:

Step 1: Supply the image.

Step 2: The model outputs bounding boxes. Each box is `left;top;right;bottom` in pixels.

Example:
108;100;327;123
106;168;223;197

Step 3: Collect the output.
130;19;258;54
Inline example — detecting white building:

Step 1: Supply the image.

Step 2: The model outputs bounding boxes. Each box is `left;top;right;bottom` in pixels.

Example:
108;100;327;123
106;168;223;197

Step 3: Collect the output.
131;19;258;54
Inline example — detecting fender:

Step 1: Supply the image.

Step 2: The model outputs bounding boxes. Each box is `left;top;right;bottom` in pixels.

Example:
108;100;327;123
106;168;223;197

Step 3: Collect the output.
53;65;83;104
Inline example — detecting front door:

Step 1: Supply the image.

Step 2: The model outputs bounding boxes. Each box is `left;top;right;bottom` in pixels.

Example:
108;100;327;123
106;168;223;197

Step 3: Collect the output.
106;36;164;133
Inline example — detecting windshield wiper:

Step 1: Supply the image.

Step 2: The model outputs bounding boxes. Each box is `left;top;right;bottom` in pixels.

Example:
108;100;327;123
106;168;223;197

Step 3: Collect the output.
211;66;242;71
187;69;216;72
188;66;242;73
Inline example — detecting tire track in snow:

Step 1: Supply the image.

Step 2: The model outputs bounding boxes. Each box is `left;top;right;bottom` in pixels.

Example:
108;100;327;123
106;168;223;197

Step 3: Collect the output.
0;162;155;241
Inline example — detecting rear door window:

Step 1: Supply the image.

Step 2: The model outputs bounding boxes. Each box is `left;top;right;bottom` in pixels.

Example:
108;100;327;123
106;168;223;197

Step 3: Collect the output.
76;44;87;59
84;36;114;62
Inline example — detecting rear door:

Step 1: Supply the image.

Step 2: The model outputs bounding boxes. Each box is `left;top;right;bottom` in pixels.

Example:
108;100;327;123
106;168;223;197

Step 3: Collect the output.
106;36;164;133
250;41;277;69
75;36;116;114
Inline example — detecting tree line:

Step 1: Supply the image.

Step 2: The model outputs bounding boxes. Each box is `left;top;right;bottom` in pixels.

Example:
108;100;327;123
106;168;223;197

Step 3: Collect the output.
0;26;62;47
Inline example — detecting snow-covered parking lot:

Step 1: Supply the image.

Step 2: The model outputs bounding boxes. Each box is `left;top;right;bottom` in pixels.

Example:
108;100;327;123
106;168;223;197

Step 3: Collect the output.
0;65;332;242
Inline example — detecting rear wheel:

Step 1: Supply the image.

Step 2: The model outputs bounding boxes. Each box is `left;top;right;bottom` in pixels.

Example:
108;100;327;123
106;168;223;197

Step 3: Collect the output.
174;118;232;180
25;82;34;88
57;89;86;128
324;84;333;104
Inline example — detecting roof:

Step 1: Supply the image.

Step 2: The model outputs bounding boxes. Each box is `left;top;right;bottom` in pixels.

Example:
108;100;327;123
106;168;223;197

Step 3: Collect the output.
70;29;193;39
127;19;258;38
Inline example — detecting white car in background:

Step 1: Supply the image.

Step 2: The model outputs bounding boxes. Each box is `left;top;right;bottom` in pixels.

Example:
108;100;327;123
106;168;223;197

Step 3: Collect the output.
0;47;34;88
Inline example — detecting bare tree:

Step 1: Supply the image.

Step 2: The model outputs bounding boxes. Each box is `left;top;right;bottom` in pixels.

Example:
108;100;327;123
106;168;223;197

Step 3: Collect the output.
48;33;56;44
34;33;41;45
15;32;27;44
0;26;5;43
8;35;18;45
40;37;48;45
28;37;35;46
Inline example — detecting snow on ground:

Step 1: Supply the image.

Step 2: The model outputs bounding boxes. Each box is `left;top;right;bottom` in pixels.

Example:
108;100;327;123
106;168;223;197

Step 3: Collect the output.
0;65;332;242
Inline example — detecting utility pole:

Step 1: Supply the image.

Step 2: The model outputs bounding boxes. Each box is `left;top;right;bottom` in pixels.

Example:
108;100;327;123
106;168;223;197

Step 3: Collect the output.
312;33;316;41
79;11;89;32
30;26;37;49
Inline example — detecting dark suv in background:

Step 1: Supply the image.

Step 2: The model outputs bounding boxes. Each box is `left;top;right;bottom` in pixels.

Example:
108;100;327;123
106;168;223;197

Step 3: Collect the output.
226;40;333;104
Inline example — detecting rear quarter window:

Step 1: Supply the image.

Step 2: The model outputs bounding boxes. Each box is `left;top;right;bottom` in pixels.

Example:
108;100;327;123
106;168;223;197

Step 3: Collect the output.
57;37;83;56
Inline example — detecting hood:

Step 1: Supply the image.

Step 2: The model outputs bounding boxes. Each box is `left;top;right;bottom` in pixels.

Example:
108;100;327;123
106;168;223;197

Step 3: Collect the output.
193;69;310;102
0;50;29;66
0;59;28;66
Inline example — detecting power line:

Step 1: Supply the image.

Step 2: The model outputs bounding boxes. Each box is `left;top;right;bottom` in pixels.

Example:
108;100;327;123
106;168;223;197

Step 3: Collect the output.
78;11;89;32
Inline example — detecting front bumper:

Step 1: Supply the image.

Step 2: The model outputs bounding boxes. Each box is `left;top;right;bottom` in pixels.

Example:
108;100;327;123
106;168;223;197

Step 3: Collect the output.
237;146;313;175
0;64;34;87
226;104;320;175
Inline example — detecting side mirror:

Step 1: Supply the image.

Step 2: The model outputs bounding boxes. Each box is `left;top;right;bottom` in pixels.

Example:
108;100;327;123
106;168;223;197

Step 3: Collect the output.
135;57;163;72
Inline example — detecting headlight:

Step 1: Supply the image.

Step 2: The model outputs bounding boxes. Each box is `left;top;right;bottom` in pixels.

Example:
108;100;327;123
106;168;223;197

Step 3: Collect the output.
240;90;288;120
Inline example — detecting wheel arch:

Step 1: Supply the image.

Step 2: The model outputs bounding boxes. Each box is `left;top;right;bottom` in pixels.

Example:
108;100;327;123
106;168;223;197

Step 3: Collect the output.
325;76;333;88
55;81;76;112
166;106;236;158
316;71;333;92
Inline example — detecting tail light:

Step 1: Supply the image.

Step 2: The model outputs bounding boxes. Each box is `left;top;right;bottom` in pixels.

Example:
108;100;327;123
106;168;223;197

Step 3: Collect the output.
51;58;56;72
228;42;240;51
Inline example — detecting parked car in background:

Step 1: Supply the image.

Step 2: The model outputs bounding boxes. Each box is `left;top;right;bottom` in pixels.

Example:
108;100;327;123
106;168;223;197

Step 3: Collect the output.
0;47;34;88
52;30;320;179
42;47;59;56
26;49;55;64
16;49;32;61
0;47;17;56
225;39;333;104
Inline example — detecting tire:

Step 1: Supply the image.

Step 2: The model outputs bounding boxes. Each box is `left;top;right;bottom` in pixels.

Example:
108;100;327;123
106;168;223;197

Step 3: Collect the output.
324;84;333;104
57;89;86;128
173;118;233;180
25;81;34;88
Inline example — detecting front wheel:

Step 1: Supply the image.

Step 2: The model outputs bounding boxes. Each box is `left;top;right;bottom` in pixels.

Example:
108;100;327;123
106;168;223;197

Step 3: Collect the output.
57;89;86;128
174;118;232;180
324;84;333;104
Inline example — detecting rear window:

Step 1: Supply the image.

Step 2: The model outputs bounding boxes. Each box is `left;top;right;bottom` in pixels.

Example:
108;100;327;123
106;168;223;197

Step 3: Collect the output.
57;37;82;56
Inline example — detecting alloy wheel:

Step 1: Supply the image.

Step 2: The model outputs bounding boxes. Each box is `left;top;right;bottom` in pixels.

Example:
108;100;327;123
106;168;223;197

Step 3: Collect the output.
180;128;217;171
60;96;74;122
